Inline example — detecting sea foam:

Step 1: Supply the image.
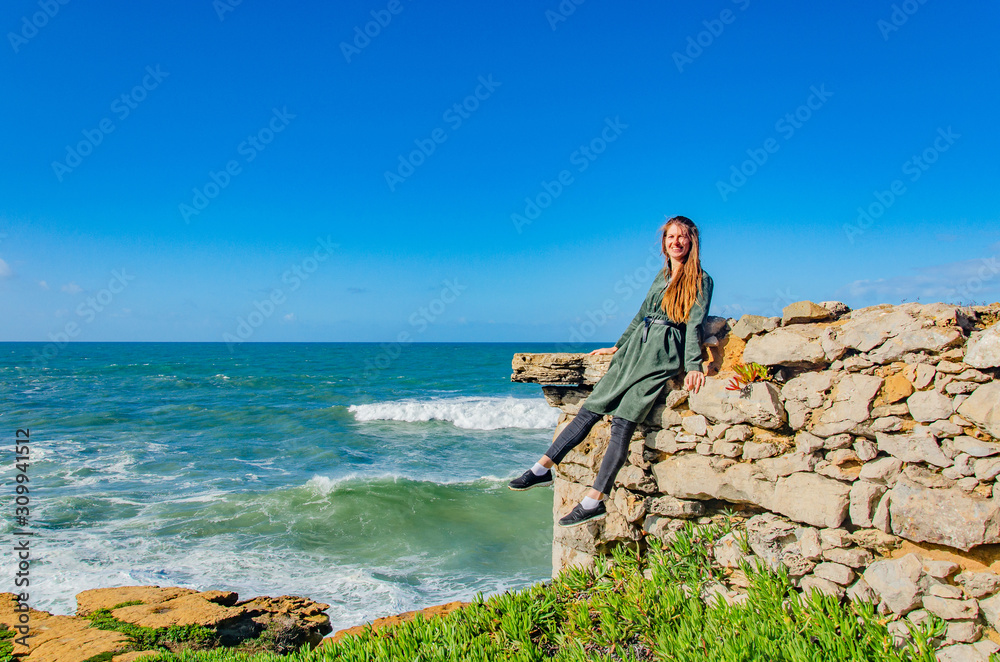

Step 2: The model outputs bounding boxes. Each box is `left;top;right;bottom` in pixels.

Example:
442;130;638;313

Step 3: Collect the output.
347;396;558;430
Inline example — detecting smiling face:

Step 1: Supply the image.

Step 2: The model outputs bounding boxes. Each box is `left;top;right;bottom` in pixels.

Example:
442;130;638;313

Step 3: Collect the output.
663;223;692;262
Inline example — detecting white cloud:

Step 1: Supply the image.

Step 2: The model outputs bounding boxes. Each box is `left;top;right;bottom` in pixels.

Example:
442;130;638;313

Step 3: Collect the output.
61;282;83;294
39;280;49;290
0;258;12;279
838;255;1000;305
282;313;296;323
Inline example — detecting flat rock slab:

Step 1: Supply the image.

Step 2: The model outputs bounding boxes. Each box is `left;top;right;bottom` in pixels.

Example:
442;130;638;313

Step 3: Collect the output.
652;454;849;528
889;478;1000;551
511;353;611;386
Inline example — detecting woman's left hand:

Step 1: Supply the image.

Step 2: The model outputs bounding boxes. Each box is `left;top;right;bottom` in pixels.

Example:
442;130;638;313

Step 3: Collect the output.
684;370;705;394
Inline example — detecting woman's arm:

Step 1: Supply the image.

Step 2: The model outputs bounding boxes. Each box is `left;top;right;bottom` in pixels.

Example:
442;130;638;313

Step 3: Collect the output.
683;273;714;387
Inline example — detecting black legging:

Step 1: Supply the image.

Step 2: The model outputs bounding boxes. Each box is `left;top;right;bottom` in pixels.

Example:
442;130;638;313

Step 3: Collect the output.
543;406;637;495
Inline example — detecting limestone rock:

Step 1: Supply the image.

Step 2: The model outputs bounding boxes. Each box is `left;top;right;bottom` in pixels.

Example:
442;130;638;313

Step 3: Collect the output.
936;641;1000;662
819;301;851;318
869;326;964;364
855;438;878;461
922;560;960;580
654;455;848;528
846;577;877;603
956;571;1000;599
771;472;850;529
688;379;786;429
688;377;751;426
783;372;835;408
876;429;952;468
849;481;887;528
610;489;649;523
977;592;1000;631
682;414;709;436
511;352;612;386
645;429;694;454
712;532;748;569
746;514;798;571
907;390;956;423
755;452;821;482
742;441;781;460
813;562;855;586
883;373;915;404
957;383;1000;439
616;465;657;492
823;546;873;568
945;621;983;645
819;374;884;426
799;575;845;599
738;382;787;429
889;478;1000;551
782;300;833;326
725;425;753;442
647;495;706;519
952;435;1000;458
859;456;903;486
837;306;921;353
863;553;925;614
872;416;905;433
743;326;827;368
795;431;826;454
929;584;965;599
964;323;1000;369
731;314;779;340
712;440;744;458
541;386;591;414
922;596;978;621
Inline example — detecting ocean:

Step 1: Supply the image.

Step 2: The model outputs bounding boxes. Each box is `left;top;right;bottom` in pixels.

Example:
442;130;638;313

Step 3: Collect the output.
0;342;583;632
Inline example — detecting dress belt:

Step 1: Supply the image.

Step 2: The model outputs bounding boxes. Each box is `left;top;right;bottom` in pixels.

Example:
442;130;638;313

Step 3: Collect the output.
641;316;682;343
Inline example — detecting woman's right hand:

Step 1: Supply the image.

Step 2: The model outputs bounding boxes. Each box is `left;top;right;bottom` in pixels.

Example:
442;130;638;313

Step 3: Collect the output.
589;347;618;356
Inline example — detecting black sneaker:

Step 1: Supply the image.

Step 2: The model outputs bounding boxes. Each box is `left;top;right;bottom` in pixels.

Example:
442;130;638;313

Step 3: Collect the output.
558;501;607;528
508;468;553;491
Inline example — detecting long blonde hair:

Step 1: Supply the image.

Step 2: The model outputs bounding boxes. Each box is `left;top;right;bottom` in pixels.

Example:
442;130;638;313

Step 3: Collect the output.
659;216;704;322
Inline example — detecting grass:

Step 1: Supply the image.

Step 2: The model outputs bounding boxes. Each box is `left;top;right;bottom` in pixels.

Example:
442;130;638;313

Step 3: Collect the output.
0;625;14;662
81;600;218;657
126;516;961;662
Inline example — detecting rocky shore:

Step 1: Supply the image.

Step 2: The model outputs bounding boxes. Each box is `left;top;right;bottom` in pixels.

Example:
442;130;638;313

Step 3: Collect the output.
514;300;1000;661
0;586;331;661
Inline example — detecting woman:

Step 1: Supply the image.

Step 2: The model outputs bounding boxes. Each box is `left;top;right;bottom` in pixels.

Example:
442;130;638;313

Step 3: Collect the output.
509;215;713;527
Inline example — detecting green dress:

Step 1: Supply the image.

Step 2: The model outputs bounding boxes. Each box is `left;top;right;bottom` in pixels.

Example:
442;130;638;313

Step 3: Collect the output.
583;268;714;424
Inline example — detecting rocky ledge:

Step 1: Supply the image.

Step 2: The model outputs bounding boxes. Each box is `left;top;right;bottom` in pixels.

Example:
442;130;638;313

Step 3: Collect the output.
0;586;331;662
514;300;1000;661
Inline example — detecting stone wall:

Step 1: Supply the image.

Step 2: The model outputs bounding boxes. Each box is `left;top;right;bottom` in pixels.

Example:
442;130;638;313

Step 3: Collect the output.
512;300;1000;659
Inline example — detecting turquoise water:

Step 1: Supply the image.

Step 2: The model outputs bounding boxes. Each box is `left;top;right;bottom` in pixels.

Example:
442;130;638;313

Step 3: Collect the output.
0;342;583;631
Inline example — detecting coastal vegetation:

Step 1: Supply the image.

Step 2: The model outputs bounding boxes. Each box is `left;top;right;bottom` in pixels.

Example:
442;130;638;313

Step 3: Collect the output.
133;517;949;662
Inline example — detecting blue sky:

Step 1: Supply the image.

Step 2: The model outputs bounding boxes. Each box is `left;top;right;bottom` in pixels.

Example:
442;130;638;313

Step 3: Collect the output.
1;0;998;343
